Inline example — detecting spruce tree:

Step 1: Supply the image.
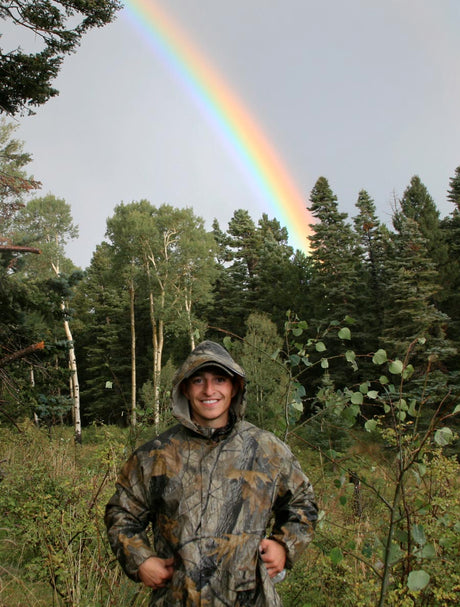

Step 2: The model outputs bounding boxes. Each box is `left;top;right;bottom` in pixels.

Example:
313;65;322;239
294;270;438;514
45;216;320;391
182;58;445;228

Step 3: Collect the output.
394;175;448;276
352;189;389;352
307;176;359;322
439;166;460;368
381;215;454;404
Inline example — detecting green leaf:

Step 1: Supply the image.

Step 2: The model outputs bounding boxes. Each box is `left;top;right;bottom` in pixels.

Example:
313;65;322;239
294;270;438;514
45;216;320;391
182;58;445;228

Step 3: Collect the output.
329;547;344;565
453;404;460;414
292;327;303;337
407;570;430;591
408;399;417;416
389;359;404;375
379;375;389;385
271;348;281;360
418;543;436;559
339;495;347;506
345;350;356;362
321;358;329;369
290;401;303;412
338;327;351;340
388;543;404;565
351;392;363;405
294;383;306;398
289;354;300;366
223;336;232;350
364;419;378;433
372;349;387;365
361;543;373;558
359;381;370;394
411;524;426;546
434;427;454;446
367;390;379;399
417;463;426;478
402;364;415;379
397;399;408;411
315;341;326;352
384;404;391;414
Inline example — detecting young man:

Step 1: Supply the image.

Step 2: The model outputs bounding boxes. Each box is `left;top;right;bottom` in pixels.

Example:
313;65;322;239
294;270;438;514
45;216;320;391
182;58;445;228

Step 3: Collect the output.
105;341;317;606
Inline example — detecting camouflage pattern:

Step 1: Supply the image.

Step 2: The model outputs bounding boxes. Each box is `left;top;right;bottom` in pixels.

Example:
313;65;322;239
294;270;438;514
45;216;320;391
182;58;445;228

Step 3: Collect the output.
105;341;317;606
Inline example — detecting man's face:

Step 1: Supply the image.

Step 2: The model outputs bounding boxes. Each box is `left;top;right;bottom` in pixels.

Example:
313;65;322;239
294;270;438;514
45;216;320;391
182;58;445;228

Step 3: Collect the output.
182;369;237;428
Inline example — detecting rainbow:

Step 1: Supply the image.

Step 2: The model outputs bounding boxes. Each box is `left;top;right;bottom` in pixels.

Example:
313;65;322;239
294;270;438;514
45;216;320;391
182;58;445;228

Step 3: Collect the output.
122;0;314;252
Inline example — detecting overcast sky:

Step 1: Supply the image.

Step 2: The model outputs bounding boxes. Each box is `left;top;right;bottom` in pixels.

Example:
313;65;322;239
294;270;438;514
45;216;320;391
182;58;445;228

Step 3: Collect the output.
10;0;460;268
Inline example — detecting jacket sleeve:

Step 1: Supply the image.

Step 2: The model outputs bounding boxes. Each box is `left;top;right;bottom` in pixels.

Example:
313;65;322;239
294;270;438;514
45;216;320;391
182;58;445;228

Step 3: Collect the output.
105;452;155;581
269;448;318;568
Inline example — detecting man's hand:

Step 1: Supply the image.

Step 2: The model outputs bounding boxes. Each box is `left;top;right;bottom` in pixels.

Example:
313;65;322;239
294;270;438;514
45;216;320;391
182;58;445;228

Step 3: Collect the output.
259;538;286;578
138;556;175;588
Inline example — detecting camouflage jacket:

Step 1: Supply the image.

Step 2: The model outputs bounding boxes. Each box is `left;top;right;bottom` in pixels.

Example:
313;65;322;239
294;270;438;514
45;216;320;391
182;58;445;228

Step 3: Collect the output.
105;342;317;606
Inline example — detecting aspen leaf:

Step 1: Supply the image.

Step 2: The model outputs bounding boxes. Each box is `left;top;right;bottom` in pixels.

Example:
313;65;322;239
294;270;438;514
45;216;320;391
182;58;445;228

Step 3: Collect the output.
372;349;387;365
329;547;343;565
407;570;430;591
434;427;453;446
365;419;378;432
389;360;404;374
351;392;363;405
338;327;351;340
411;524;426;546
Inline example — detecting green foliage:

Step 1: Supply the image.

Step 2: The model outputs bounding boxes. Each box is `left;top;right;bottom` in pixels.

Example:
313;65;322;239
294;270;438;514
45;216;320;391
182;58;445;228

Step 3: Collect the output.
276;319;460;606
232;312;287;434
0;421;151;606
0;1;122;115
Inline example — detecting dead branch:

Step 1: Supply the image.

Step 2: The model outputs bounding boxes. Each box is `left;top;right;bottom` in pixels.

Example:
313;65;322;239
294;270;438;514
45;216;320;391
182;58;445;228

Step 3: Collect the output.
0;341;45;368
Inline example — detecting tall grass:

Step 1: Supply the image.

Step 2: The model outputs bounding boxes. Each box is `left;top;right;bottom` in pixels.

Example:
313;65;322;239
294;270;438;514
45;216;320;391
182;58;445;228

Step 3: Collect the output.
1;422;458;606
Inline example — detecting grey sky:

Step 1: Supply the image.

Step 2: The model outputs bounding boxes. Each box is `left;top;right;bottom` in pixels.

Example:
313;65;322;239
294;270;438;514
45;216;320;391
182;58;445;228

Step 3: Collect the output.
12;0;460;268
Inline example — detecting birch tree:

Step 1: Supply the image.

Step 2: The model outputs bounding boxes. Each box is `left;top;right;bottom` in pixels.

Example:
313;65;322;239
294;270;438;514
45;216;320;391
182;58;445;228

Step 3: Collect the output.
11;195;82;441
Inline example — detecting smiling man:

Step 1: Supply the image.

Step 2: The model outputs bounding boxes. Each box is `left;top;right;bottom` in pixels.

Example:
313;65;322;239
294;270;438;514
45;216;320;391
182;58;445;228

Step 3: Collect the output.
105;340;317;606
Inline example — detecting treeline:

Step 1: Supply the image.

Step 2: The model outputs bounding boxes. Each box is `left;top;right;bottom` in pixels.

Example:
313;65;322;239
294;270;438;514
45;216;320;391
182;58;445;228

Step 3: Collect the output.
1;119;459;437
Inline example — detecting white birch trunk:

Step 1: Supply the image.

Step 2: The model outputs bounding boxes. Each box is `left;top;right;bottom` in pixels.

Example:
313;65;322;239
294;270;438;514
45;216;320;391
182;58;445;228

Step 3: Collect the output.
129;281;137;426
62;304;81;444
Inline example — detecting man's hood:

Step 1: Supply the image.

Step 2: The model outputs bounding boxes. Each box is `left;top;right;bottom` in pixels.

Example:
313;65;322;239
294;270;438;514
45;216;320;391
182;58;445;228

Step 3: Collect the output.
171;340;246;433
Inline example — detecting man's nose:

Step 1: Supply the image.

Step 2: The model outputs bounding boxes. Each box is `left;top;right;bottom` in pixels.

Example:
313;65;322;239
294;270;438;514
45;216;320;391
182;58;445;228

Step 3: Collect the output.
202;379;213;394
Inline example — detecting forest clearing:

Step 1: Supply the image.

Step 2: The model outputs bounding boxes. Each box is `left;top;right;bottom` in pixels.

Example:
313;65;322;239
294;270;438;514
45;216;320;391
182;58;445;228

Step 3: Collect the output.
0;417;458;607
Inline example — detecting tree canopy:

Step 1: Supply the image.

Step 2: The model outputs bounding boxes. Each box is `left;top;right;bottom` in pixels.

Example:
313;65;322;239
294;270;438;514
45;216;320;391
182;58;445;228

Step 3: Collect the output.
0;0;121;115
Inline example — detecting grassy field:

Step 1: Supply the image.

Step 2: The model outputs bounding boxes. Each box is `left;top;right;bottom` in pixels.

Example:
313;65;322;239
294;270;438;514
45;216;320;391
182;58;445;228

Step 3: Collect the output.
1;421;459;606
